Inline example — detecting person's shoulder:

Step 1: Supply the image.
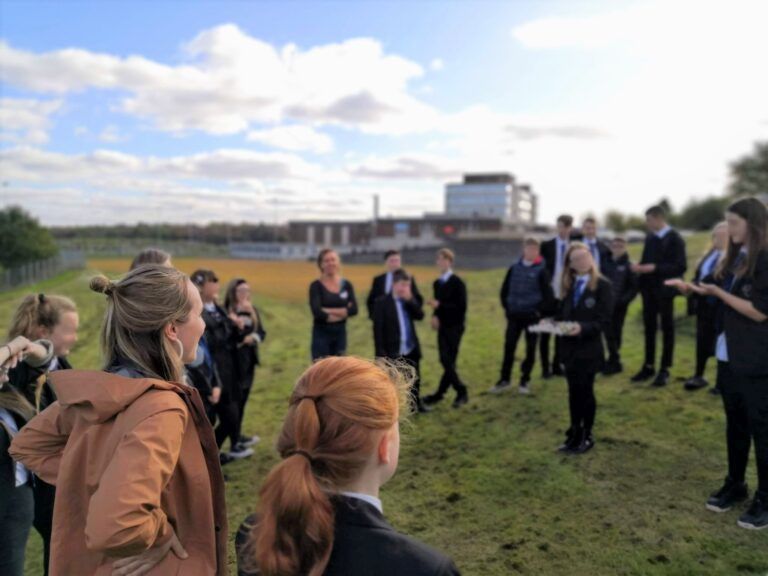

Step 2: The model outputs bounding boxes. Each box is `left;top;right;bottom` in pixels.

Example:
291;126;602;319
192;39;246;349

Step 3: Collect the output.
372;529;458;575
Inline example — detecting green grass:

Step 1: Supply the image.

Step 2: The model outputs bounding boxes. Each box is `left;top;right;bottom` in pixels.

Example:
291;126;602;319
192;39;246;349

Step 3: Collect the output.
3;235;767;576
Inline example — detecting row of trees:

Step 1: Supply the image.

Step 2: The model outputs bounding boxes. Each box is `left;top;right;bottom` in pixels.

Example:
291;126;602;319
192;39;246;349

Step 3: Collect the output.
605;141;768;232
52;222;288;244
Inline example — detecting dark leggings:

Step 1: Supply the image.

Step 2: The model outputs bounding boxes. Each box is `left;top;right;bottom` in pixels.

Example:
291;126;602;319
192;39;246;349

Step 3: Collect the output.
215;387;241;450
0;482;33;576
311;324;348;361
565;369;597;437
718;362;768;493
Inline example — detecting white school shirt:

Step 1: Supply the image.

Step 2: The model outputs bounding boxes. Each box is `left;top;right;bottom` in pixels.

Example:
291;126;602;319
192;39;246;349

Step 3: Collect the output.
585;238;601;269
384;272;393;294
655;225;672;239
439;269;454;283
715;247;748;362
395;297;414;356
552;237;569;299
340;491;383;513
0;408;29;487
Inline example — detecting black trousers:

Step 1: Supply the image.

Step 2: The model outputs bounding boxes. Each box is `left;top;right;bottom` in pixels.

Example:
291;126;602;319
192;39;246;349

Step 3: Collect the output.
565;369;597;437
397;351;422;408
718;362;768;493
695;305;717;377
501;317;538;382
641;292;675;369
0;482;33;576
33;477;55;576
606;301;629;363
238;363;256;432
539;333;562;374
433;325;467;399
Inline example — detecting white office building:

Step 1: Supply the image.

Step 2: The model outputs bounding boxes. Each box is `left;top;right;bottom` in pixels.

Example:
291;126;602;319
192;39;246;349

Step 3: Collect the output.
445;173;537;225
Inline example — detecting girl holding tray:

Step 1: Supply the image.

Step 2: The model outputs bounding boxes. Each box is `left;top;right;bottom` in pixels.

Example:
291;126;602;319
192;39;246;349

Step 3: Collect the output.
555;242;614;454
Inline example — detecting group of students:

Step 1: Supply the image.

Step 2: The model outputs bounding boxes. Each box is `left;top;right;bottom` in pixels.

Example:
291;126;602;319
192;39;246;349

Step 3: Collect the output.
309;246;469;413
0;196;765;576
1;256;459;575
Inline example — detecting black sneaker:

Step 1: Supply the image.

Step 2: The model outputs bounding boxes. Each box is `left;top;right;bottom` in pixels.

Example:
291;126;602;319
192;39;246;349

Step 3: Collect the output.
709;385;721;396
737;492;768;530
706;477;749;512
652;369;670;387
422;393;443;406
571;435;595;455
630;365;655;382
602;361;623;375
416;401;433;414
452;394;469;409
557;428;582;453
684;376;709;391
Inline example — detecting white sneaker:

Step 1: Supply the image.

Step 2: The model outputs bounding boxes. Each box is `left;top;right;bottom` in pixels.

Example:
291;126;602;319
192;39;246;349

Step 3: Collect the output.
239;435;261;448
227;444;255;460
489;380;512;394
518;385;531;395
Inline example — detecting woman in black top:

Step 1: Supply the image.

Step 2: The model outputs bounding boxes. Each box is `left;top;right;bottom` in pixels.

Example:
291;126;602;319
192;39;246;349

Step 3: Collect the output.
667;197;768;530
225;278;267;447
235;356;459;576
556;242;614;455
309;249;358;361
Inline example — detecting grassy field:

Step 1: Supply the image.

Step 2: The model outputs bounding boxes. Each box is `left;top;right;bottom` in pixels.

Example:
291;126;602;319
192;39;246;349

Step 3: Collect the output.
3;238;767;575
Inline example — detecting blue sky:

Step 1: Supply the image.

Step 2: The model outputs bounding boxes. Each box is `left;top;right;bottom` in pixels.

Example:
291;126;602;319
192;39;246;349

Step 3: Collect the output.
1;0;766;226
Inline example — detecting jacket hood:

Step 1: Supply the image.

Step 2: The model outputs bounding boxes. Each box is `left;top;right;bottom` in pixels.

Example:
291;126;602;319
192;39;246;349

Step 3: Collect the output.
49;370;185;424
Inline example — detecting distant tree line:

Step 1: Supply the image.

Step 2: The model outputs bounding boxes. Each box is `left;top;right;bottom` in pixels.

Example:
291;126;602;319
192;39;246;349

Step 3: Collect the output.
51;222;289;244
604;141;768;232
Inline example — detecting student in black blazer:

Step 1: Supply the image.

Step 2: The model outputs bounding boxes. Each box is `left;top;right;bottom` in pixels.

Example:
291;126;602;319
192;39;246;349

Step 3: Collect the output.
684;222;728;391
423;248;469;408
580;217;611;272
556;242;614;455
373;269;428;413
667;198;768;530
602;236;639;374
192;269;253;464
236;356;460;576
539;214;575;378
366;250;424;319
630;205;687;387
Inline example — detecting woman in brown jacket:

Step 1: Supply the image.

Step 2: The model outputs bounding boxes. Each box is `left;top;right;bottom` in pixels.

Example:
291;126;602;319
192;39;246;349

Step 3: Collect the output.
10;265;228;576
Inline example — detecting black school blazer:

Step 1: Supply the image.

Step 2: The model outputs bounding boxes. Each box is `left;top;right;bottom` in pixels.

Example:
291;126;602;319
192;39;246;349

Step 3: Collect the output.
366;273;424;319
557;276;614;372
235;496;460;576
721;249;768;376
373;293;424;360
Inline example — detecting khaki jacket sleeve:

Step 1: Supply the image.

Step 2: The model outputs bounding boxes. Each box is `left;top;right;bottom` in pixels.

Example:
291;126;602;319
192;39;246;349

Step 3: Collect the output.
9;402;68;485
84;404;188;557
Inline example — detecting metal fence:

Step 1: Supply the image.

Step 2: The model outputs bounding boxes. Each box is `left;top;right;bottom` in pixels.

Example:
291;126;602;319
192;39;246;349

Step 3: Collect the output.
0;251;86;291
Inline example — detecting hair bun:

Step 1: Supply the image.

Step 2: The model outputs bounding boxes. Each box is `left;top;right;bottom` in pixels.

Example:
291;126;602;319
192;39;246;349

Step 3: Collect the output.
90;275;115;296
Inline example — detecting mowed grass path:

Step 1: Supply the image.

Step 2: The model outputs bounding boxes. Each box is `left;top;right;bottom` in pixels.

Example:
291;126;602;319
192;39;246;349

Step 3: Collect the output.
2;243;766;575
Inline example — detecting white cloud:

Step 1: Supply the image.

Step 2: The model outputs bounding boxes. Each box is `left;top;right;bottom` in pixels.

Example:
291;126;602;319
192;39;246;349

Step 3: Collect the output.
0;98;62;144
430;58;444;71
246;124;334;154
0;25;439;136
98;125;126;143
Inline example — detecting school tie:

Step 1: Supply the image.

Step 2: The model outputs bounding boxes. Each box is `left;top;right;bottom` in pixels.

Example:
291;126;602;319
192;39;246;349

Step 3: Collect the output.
573;278;586;306
725;252;746;292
